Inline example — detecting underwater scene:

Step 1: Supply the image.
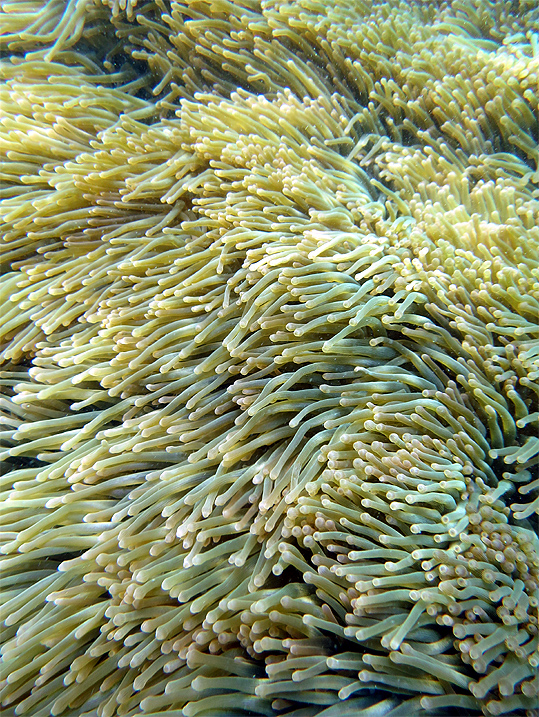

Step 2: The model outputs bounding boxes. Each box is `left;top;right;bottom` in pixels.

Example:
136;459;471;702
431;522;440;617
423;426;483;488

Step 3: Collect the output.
0;1;538;716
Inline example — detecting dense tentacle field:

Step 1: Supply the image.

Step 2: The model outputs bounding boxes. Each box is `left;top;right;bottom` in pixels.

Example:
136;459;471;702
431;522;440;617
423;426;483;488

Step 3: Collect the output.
1;1;538;716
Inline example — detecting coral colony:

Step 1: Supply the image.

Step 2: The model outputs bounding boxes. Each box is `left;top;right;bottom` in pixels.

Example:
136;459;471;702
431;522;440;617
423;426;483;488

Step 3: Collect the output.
1;1;538;716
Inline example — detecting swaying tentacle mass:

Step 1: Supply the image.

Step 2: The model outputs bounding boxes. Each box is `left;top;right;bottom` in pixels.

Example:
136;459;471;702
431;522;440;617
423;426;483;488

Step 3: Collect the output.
1;1;538;716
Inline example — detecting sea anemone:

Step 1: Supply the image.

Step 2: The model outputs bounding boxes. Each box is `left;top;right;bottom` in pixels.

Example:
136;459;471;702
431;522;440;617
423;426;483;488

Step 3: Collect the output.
1;1;538;716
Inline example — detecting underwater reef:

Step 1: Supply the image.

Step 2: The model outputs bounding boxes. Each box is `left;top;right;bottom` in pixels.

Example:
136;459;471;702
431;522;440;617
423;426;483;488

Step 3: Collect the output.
1;0;538;716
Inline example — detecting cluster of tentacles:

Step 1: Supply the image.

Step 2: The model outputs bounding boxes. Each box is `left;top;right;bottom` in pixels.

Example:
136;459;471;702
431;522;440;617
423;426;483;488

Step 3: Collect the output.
1;1;538;716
